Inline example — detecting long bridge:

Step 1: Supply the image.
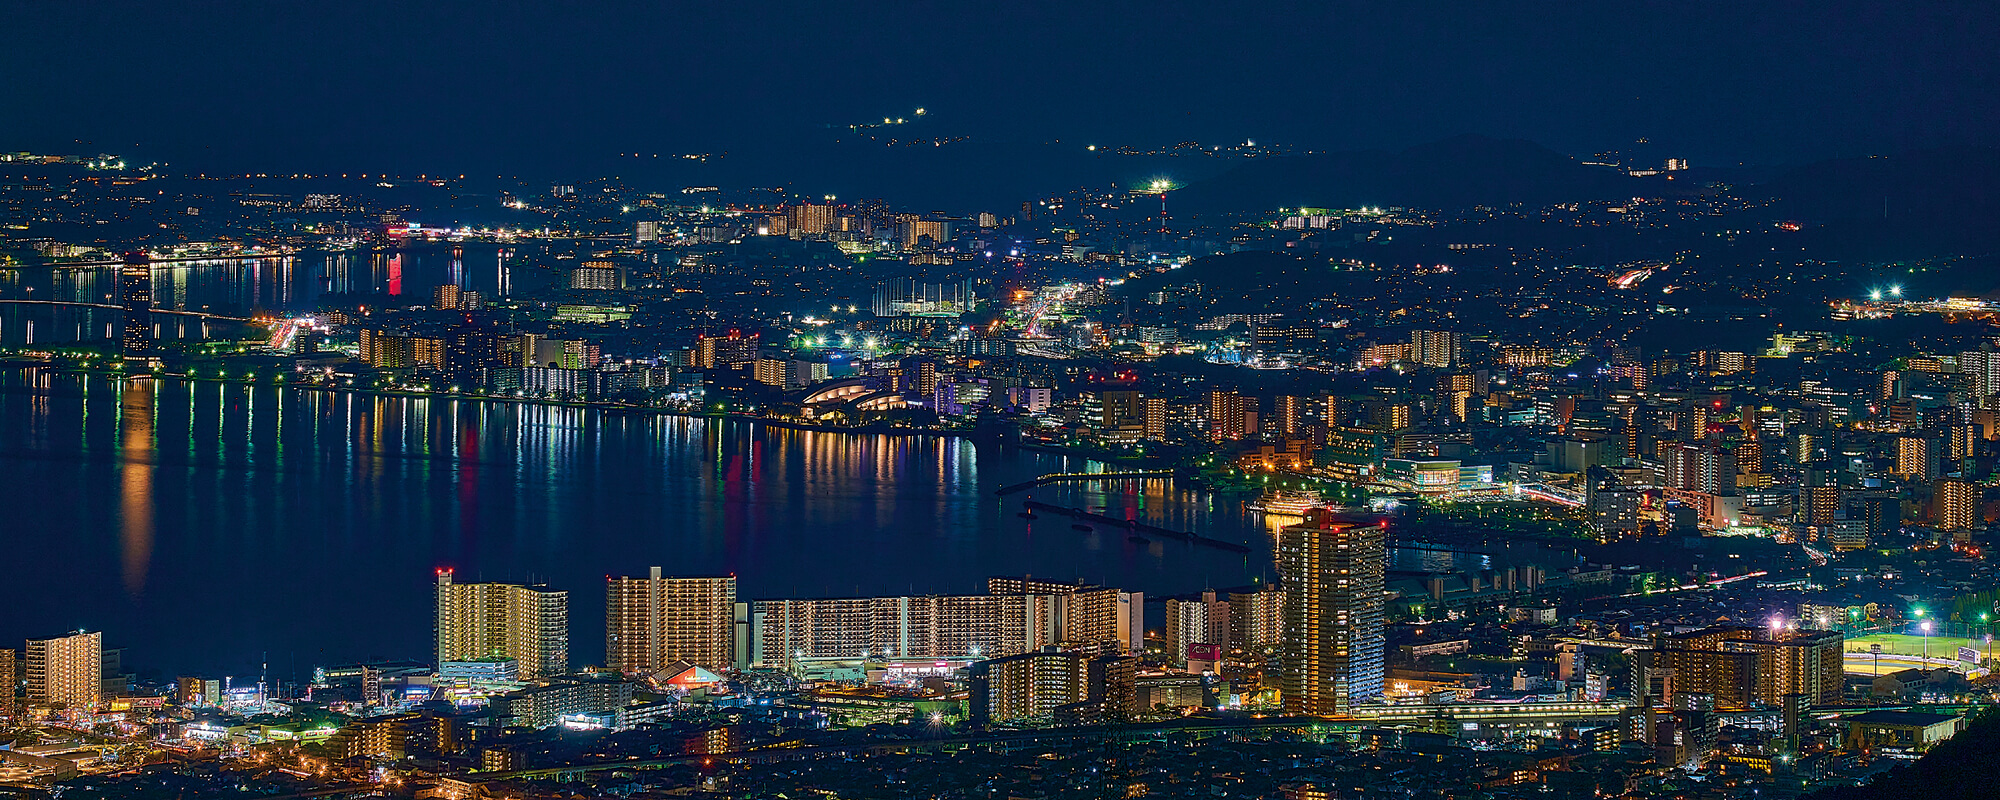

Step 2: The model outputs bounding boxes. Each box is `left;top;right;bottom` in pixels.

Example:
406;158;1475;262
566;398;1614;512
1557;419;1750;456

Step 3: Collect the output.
0;298;254;322
995;470;1173;496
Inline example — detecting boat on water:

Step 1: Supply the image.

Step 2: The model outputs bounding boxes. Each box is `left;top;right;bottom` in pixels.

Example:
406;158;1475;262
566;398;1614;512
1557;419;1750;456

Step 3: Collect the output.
1246;489;1326;516
1071;523;1093;532
1016;512;1038;519
1127;535;1151;545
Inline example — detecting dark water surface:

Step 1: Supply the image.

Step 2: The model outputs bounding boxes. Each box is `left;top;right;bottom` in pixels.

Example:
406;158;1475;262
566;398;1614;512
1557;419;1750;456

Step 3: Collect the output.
0;372;1269;682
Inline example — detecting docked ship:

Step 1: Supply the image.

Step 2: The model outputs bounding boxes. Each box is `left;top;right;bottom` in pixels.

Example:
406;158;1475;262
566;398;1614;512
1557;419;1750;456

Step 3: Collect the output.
1245;489;1326;517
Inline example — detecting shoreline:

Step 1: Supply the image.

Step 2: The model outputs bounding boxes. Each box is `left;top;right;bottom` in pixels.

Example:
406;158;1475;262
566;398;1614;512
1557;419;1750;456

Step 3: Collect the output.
5;362;1183;470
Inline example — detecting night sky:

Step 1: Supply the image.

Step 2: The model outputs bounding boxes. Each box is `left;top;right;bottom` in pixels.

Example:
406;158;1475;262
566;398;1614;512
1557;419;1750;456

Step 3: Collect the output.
3;1;1994;182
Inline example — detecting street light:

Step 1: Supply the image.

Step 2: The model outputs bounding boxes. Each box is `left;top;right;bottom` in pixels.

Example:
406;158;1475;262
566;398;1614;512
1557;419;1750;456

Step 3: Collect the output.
1921;620;1933;662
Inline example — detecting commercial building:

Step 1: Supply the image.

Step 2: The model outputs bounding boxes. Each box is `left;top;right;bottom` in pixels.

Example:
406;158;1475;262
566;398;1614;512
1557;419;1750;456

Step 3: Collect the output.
434;569;569;680
25;631;101;711
606;570;736;674
1280;511;1388;716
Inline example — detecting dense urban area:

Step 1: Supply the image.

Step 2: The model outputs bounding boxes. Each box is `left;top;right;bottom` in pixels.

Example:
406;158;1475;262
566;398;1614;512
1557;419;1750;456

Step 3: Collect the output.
2;133;1998;800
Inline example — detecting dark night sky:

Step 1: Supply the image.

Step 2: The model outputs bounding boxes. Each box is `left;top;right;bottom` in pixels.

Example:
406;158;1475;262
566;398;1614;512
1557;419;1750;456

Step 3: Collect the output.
3;1;1995;182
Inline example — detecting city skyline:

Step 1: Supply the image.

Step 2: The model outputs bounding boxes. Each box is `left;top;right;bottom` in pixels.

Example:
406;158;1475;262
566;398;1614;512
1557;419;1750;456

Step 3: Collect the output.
2;3;1998;797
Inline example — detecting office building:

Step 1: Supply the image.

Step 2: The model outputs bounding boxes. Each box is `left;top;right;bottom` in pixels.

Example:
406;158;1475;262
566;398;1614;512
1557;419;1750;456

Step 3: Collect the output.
605;569;736;674
1280;511;1388;716
25;631;101;711
434;569;569;680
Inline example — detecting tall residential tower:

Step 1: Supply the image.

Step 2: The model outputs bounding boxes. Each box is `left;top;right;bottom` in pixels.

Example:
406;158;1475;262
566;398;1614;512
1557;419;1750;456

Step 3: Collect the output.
1279;511;1388;716
605;569;736;674
434;570;569;680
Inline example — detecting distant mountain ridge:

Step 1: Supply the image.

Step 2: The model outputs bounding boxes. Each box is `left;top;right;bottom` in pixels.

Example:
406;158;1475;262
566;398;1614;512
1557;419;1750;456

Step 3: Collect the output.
1172;135;1633;213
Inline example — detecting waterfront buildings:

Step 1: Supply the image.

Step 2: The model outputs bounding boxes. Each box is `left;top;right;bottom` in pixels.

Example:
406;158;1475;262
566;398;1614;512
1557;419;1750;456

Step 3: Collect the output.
118;251;151;364
741;594;1059;669
25;630;101;712
743;579;1144;670
984;577;1143;654
433;569;569;680
605;569;736;674
1280;511;1387;716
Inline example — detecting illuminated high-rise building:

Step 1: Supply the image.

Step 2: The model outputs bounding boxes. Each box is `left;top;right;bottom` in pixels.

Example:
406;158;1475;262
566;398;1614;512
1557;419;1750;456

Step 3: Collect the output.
1635;625;1842;710
1164;590;1229;666
569;260;624;290
434;570;569;680
742;592;1063;669
1280;511;1387;716
1799;469;1842;527
1408;330;1462;368
0;648;14;721
1958;349;2000;397
119;251;152;365
1937;478;1979;531
25;630;101;711
789;202;834;235
1228;584;1286;652
984;577;1142;654
694;330;758;370
1895;435;1938;481
605;570;736;674
1208;390;1251;441
1271;395;1306;436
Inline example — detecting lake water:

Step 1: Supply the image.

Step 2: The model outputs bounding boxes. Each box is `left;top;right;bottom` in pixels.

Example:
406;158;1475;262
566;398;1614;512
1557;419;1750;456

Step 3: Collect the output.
0;371;1270;683
0;244;553;346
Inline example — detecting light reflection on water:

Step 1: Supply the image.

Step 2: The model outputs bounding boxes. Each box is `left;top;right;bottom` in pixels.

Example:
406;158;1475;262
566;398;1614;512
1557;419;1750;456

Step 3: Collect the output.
0;372;1267;679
